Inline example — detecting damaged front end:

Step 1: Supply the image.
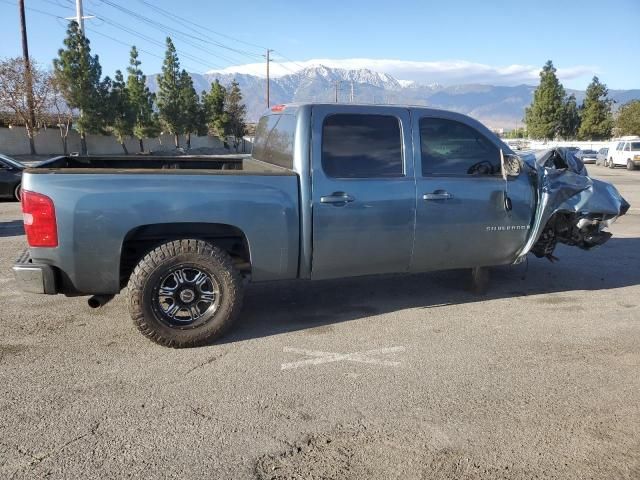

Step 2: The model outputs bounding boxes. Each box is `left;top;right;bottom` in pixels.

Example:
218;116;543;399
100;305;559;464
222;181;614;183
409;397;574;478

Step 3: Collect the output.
515;147;630;262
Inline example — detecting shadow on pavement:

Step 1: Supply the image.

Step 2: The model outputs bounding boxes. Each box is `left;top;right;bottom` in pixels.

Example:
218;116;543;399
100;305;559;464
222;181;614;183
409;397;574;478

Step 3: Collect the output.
221;237;640;344
0;220;24;238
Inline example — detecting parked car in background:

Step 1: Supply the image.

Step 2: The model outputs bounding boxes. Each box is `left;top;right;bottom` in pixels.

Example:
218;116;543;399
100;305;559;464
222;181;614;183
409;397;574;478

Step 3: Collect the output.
607;137;640;170
576;149;598;164
0;154;26;200
596;147;608;166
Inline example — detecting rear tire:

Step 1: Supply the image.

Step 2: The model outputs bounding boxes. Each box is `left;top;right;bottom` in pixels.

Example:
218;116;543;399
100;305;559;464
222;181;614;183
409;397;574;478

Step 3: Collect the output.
627;159;635;171
127;239;243;348
13;183;21;201
608;159;615;169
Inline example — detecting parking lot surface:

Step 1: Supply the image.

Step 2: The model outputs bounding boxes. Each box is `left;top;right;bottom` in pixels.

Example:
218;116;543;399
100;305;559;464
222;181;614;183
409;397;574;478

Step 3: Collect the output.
1;167;639;479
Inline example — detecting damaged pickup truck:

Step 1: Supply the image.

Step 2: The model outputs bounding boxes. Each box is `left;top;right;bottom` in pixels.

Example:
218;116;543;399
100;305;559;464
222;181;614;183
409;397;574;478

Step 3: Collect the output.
13;104;629;347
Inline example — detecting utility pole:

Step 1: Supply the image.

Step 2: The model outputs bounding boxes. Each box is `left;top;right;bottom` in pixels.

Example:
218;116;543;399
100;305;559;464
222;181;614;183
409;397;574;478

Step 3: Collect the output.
264;49;273;108
350;81;354;103
334;80;341;103
76;0;85;33
17;0;36;155
65;0;94;36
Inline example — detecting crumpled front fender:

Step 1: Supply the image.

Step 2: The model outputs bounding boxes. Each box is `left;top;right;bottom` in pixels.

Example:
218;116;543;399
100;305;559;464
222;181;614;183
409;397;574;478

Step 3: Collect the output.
515;147;630;262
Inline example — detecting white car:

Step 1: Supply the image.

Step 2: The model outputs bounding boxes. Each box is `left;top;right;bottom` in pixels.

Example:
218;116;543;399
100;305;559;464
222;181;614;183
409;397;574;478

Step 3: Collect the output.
607;137;640;170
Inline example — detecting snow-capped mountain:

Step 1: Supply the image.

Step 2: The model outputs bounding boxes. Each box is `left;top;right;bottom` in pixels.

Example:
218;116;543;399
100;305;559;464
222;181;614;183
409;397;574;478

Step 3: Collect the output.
147;64;640;129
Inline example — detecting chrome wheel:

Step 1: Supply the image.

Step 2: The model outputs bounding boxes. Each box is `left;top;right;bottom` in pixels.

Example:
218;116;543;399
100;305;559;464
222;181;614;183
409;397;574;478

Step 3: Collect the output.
153;266;221;328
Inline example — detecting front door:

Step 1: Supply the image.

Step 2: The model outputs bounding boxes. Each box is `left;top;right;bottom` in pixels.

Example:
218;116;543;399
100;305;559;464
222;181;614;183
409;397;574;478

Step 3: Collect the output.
310;105;416;280
411;114;535;272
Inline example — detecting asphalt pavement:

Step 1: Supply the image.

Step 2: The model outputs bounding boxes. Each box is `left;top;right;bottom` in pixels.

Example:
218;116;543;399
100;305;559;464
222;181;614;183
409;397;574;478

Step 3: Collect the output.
0;166;639;479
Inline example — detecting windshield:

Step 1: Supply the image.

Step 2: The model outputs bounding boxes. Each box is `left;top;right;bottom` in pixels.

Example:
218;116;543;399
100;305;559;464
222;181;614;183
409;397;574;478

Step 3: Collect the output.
0;154;24;169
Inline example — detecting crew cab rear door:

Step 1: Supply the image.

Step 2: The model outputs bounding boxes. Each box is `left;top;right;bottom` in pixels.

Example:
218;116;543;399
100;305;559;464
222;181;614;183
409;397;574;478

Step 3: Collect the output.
410;113;535;272
310;105;415;280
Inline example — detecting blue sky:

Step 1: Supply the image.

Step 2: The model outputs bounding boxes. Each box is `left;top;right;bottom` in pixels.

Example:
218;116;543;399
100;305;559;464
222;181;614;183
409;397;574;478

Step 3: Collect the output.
0;0;638;89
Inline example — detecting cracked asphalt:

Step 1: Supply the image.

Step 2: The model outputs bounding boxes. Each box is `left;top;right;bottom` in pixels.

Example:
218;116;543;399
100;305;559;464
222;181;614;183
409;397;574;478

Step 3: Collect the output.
1;166;639;479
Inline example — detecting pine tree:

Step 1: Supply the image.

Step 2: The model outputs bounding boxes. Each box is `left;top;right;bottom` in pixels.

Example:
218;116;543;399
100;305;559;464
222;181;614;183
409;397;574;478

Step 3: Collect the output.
225;79;246;152
615;100;640;137
110;70;135;154
156;37;184;148
203;79;228;139
525;61;566;140
578;76;613;140
178;70;203;150
53;21;109;154
559;94;580;139
126;46;160;153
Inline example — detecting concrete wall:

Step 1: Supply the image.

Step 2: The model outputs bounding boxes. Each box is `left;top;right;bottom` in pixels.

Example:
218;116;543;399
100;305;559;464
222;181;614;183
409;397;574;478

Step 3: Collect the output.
0;126;247;155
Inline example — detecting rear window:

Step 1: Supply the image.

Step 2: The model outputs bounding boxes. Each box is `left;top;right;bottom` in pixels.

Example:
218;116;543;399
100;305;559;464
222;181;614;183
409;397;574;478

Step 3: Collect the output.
321;114;403;178
631;142;640;150
252;114;297;169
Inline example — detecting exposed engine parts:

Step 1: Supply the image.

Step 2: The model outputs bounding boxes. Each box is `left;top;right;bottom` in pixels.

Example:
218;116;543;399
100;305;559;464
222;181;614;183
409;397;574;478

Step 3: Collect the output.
530;213;614;261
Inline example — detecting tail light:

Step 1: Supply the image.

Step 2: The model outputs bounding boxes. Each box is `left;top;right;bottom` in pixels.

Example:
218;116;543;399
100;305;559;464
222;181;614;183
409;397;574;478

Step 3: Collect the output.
22;190;58;247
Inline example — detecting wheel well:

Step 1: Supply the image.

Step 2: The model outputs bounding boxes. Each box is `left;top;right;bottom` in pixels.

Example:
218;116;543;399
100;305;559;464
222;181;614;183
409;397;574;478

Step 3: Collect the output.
120;223;251;287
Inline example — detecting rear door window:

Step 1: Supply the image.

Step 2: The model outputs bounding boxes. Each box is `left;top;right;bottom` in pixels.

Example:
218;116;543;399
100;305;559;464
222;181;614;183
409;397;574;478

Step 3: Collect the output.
321;114;403;178
420;117;500;176
252;114;297;169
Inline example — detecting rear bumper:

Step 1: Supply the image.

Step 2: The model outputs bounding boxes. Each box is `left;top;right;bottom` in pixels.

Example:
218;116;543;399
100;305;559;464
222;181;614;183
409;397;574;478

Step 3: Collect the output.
12;249;57;294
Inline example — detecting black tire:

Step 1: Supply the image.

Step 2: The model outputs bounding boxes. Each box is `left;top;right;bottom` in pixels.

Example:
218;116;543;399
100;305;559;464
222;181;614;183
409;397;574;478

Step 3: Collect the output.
608;159;615;169
627;159;635;171
14;183;21;201
127;239;243;348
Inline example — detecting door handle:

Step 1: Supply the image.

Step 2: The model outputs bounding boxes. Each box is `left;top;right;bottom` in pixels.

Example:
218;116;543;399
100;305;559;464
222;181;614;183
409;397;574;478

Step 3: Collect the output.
320;192;355;205
423;190;453;201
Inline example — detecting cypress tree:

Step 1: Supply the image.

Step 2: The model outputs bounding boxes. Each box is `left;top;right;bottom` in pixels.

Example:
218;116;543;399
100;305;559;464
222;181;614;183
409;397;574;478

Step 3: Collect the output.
53;21;110;154
559;94;580;139
110;70;135;154
615;100;640;137
225;79;246;151
525;61;566;140
126;46;159;153
578;76;613;140
203;79;229;139
156;37;183;148
178;70;203;150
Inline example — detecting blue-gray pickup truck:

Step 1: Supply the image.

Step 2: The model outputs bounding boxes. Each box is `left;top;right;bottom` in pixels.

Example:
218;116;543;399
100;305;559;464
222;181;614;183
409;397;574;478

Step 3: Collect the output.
13;104;629;347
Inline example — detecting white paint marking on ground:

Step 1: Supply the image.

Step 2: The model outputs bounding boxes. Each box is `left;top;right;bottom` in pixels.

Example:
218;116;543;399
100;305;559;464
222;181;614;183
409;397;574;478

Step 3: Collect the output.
281;346;406;370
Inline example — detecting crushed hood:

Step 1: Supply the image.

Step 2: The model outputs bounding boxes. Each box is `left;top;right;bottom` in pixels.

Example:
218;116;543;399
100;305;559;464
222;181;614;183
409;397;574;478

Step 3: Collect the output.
516;147;630;261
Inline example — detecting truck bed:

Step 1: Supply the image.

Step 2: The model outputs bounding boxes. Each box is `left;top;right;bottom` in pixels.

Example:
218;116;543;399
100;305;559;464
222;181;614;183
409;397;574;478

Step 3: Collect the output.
21;156;301;294
30;155;294;175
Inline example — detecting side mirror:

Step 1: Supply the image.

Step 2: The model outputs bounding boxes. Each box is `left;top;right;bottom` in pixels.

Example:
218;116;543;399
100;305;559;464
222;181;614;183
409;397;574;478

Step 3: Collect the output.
501;152;521;178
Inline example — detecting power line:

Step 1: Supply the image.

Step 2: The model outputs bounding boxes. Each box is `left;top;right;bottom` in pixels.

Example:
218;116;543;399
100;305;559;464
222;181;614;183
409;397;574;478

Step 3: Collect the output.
135;0;266;51
272;51;307;71
96;0;263;62
85;27;206;75
38;0;227;71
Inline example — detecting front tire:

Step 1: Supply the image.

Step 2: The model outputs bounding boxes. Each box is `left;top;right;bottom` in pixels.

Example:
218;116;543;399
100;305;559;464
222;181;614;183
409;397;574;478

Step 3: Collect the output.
127;239;243;348
14;183;21;201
